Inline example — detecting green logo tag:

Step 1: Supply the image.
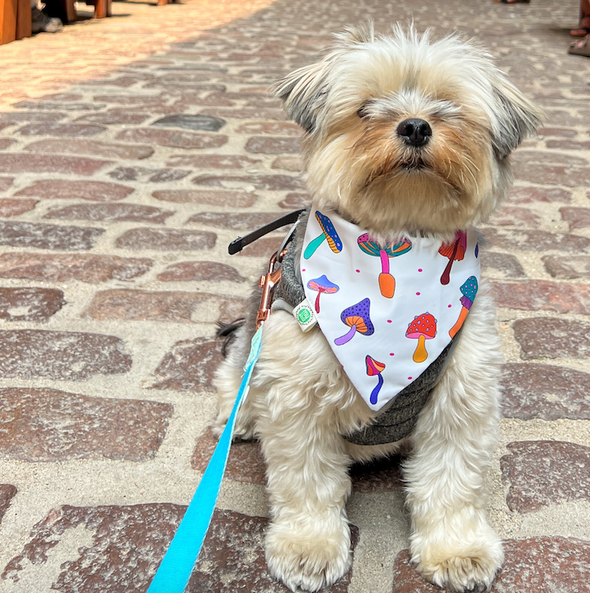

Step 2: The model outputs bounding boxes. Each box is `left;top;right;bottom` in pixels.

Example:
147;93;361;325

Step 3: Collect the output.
293;299;317;332
298;308;311;324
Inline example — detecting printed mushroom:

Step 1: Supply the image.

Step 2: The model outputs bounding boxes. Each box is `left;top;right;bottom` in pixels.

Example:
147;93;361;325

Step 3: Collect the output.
303;211;343;259
357;234;412;298
449;276;478;338
406;312;437;363
334;298;374;345
365;355;386;405
306;275;340;313
438;230;467;285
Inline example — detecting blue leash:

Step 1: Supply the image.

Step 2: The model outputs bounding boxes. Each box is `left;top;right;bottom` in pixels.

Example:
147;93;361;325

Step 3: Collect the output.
147;325;264;593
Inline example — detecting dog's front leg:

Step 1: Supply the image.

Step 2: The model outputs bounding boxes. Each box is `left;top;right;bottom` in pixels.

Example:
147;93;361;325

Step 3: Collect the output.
404;290;504;593
259;398;352;592
257;382;352;593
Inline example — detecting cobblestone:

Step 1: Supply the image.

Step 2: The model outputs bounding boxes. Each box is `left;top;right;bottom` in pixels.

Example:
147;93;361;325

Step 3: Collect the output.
0;485;17;524
2;506;358;593
115;228;216;251
0;220;104;250
0;388;172;462
0;154;110;175
23;139;155;160
0;330;132;380
43;203;174;224
156;261;247;283
501;441;590;513
0;287;65;322
116;128;228;150
502;363;590;420
513;317;590;360
0;198;37;218
15;179;134;201
83;289;245;324
0;177;14;192
151;188;257;206
392;537;590;592
151;337;224;392
491;279;590;314
0;253;153;283
15;122;107;137
108;165;190;183
542;254;590;279
0;0;589;591
187;211;285;229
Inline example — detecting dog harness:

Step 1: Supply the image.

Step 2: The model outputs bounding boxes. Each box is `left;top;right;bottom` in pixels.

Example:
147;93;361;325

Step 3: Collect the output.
274;207;480;445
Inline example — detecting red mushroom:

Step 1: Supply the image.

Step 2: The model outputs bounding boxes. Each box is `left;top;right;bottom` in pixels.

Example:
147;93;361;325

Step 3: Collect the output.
405;312;437;363
306;275;340;313
438;231;467;285
365;355;386;405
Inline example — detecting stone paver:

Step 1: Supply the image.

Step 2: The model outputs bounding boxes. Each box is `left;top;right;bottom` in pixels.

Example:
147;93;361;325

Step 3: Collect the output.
0;0;589;591
392;538;590;593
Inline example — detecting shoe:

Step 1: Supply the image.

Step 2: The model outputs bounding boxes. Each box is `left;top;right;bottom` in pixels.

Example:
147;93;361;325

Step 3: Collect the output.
568;34;590;57
31;6;64;33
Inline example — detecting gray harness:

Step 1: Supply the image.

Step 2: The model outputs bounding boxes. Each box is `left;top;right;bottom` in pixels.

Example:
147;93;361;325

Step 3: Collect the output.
273;230;460;446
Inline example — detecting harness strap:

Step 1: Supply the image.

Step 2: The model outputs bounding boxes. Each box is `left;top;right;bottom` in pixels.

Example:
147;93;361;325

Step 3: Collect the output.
228;209;305;254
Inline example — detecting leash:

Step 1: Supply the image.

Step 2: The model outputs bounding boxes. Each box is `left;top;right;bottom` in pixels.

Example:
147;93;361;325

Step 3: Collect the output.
147;324;263;593
147;216;301;593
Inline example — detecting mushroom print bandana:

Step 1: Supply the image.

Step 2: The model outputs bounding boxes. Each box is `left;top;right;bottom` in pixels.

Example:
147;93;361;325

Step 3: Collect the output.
300;206;481;412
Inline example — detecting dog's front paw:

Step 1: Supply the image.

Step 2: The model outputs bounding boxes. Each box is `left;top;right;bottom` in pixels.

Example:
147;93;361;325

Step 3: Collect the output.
265;520;351;592
412;525;503;592
211;412;256;440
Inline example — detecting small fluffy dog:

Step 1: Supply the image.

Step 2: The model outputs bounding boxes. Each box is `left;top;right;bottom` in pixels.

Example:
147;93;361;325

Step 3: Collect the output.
214;24;541;593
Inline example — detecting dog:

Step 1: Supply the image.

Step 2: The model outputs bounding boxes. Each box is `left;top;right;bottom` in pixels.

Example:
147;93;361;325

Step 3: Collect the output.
214;24;541;593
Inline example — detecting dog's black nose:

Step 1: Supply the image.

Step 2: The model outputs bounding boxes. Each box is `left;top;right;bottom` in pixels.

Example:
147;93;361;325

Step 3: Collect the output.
397;118;432;147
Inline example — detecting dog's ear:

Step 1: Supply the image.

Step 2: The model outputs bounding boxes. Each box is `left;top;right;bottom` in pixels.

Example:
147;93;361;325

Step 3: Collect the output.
273;23;374;133
490;77;543;159
272;60;333;134
334;21;375;47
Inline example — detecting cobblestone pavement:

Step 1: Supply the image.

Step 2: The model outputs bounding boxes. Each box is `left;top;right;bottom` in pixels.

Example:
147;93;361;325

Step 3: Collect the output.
0;0;589;591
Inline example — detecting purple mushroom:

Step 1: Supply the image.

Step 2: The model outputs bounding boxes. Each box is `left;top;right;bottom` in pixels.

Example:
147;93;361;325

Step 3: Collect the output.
303;211;343;259
307;275;340;313
334;298;374;345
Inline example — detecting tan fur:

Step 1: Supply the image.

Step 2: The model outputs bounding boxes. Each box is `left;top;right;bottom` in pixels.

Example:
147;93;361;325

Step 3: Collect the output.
214;24;541;593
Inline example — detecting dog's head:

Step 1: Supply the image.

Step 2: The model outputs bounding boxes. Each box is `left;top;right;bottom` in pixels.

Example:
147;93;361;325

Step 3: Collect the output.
274;24;542;238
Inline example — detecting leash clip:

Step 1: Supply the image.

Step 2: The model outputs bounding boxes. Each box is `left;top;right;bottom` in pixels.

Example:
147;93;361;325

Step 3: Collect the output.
256;250;282;329
254;217;301;329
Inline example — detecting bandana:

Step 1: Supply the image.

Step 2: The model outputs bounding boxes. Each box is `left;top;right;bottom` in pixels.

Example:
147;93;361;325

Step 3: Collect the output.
300;206;480;412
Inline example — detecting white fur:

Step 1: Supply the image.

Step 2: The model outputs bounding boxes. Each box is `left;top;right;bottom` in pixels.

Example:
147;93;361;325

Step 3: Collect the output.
214;25;539;593
215;286;502;592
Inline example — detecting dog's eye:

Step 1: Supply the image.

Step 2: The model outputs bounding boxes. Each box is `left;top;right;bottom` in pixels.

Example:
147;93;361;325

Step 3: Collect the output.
357;103;369;118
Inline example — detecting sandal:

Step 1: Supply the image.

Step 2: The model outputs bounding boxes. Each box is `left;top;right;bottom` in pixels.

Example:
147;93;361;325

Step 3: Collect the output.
571;15;590;37
568;34;590;57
